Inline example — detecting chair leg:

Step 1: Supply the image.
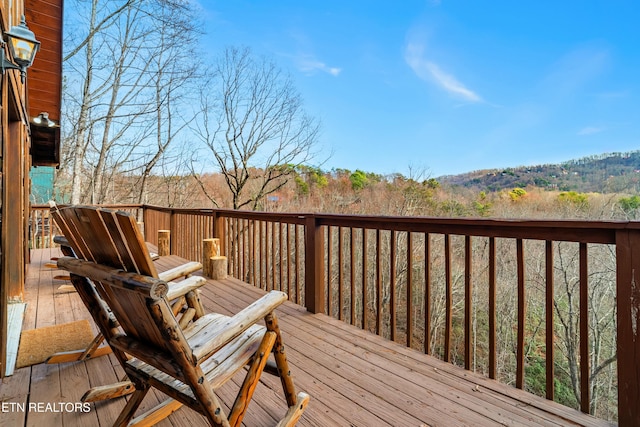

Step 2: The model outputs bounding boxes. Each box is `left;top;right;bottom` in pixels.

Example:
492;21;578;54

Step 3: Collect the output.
79;332;108;360
265;313;298;407
265;312;309;426
112;385;150;427
276;392;310;427
229;331;277;427
127;398;183;427
46;333;111;364
81;380;135;402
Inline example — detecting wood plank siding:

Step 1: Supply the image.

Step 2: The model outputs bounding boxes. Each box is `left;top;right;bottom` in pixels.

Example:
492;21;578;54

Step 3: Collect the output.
1;0;63;378
26;0;63;166
0;248;612;427
25;0;62;122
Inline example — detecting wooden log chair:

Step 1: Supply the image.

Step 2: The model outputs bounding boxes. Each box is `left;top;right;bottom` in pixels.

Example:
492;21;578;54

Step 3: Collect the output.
46;236;204;366
55;206;309;426
49;204;207;405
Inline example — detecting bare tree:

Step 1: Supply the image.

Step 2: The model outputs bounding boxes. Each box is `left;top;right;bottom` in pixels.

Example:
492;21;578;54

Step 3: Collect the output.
133;1;201;204
192;46;321;210
58;0;201;204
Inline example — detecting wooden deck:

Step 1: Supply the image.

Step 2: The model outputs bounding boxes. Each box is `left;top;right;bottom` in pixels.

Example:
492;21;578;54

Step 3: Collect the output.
0;248;613;426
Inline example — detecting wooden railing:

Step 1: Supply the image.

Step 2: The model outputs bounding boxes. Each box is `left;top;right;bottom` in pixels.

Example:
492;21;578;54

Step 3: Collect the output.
30;204;640;425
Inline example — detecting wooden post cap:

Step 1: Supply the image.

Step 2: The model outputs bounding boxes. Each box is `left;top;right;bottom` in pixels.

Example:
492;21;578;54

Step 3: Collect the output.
209;256;228;280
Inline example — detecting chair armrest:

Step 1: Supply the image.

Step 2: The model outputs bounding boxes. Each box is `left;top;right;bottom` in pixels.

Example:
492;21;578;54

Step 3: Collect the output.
158;261;202;282
191;291;287;362
165;276;207;301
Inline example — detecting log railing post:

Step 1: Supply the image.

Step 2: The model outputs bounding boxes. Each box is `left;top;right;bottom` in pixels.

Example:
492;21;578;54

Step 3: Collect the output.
158;230;171;256
202;238;225;279
202;238;215;277
615;228;640;426
213;211;226;258
304;215;325;314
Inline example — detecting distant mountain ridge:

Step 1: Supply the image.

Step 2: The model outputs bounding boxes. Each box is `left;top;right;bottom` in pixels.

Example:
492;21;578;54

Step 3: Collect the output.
438;151;640;193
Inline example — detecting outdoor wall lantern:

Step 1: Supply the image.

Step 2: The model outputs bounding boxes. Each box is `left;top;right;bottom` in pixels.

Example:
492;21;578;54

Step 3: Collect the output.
1;15;40;83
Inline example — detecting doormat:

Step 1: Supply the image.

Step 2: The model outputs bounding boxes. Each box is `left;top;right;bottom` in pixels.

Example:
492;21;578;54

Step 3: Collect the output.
16;320;94;368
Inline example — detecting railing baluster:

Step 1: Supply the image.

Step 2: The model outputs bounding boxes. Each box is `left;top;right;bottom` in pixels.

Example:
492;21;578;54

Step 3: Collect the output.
516;238;526;389
251;220;257;285
376;229;382;335
425;232;431;355
235;217;240;279
464;235;472;370
351;227;356;326
391;230;397;342
262;221;267;289
362;228;368;330
545;240;554;400
244;219;249;281
445;234;452;362
260;221;266;289
580;242;589;413
287;223;292;300
240;218;244;280
170;209;177;256
278;221;282;291
489;237;496;380
407;232;413;349
328;226;333;316
265;220;269;290
271;221;276;291
338;227;344;321
295;223;300;305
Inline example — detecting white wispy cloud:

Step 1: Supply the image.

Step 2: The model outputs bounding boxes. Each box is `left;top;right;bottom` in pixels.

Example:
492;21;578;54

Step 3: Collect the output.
424;62;481;102
294;54;341;77
577;126;606;136
404;42;481;102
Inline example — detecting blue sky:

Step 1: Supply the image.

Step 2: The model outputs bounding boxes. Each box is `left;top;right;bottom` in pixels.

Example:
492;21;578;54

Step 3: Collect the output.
199;1;640;177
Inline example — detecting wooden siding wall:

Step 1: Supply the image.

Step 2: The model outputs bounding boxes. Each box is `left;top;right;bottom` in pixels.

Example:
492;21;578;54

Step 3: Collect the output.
25;0;63;123
1;0;59;379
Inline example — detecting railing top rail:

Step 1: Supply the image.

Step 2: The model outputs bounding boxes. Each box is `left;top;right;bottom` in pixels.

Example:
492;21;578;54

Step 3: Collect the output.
143;205;308;224
31;203;144;210
143;206;640;244
311;213;640;244
33;204;640;244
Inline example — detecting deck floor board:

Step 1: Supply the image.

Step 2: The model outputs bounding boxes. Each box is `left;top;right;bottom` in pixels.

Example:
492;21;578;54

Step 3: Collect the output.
0;248;613;427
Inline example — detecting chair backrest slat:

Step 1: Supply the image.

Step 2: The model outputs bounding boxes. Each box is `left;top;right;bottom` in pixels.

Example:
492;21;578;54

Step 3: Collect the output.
96;209;140;273
59;207;122;267
54;205;157;277
111;210;157;277
51;206;93;261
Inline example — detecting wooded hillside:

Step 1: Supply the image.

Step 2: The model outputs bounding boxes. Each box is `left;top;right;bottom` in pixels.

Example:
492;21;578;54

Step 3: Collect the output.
439;151;640;193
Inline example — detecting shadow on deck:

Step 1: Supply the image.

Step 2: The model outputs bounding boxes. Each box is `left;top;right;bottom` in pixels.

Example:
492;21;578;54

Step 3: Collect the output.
0;248;612;426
